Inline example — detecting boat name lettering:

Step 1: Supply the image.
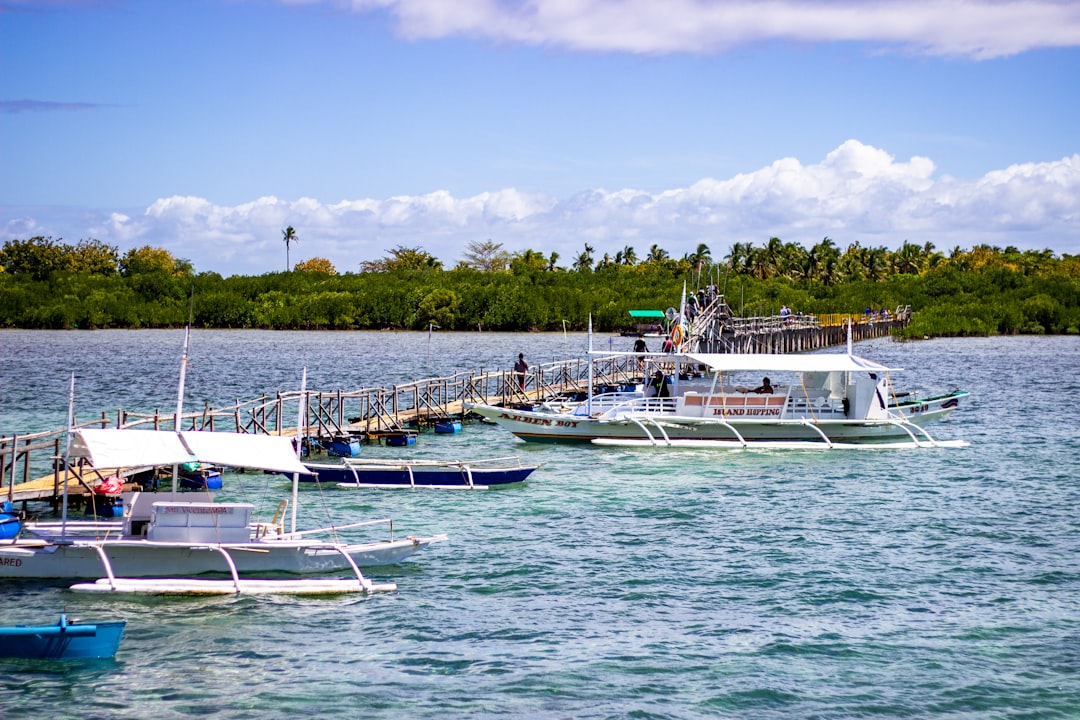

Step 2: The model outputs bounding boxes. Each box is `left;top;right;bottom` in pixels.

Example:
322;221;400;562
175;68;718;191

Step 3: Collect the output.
908;404;929;414
0;558;22;567
712;408;781;417
500;412;554;426
162;506;231;514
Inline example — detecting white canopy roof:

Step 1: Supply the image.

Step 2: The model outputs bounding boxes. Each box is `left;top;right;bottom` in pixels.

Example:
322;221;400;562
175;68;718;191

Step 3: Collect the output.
70;428;311;475
180;431;310;475
685;352;901;374
70;428;195;469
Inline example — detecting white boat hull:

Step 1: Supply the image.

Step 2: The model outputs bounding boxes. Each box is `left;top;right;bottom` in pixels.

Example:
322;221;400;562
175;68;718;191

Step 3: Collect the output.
467;400;963;446
0;535;445;580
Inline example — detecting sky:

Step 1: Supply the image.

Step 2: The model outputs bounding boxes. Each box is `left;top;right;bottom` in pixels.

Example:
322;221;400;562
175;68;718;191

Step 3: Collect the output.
1;0;1079;277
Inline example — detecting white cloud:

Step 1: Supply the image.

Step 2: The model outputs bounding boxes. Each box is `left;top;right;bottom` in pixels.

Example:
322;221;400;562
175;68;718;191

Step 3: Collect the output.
340;0;1080;59
4;141;1079;274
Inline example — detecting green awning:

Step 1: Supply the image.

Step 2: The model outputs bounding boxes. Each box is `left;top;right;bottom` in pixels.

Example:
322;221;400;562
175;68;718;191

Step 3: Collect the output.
628;310;665;318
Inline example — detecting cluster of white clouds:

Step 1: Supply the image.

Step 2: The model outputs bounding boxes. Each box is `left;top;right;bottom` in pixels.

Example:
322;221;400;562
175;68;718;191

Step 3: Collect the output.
339;0;1080;59
5;140;1077;275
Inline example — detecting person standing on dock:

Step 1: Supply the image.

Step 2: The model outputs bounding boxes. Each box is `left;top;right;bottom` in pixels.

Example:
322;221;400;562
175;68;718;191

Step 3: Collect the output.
514;353;529;390
633;334;648;372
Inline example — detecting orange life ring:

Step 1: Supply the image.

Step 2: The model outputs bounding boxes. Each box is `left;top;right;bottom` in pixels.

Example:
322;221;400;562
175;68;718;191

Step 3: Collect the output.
671;324;685;347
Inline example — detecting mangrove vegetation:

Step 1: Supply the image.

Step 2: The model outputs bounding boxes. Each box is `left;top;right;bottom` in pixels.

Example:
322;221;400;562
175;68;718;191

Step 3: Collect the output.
1;235;1078;338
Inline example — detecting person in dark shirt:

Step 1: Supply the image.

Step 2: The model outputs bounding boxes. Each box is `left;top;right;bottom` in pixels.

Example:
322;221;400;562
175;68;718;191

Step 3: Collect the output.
651;370;671;398
514;353;528;390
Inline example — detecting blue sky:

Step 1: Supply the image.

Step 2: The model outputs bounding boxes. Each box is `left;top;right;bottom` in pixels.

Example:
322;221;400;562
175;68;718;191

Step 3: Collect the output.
2;0;1078;276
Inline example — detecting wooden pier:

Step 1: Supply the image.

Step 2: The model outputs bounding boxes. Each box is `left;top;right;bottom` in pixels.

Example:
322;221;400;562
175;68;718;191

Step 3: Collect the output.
688;298;910;353
2;304;910;508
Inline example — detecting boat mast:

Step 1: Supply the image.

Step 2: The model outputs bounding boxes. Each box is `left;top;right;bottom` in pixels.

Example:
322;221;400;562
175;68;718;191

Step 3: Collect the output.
60;372;75;536
291;368;307;535
586;315;594;416
171;325;191;494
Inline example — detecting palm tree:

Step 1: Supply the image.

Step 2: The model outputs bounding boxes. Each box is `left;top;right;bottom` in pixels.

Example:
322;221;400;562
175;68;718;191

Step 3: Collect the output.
684;243;712;280
891;241;925;275
762;237;785;278
808;237;840;285
282;226;298;271
725;242;753;274
573;243;595;272
864;246;890;281
621;245;638;266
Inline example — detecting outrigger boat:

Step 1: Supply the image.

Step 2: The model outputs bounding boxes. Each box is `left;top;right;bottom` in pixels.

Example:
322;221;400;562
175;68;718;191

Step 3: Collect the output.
466;348;968;449
1;428;437;593
302;456;538;489
0;333;443;595
0;613;125;659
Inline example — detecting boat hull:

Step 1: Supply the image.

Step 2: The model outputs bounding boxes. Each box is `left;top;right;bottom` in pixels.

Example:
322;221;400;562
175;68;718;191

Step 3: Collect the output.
0;534;445;579
0;617;125;659
467;398;964;446
305;462;536;488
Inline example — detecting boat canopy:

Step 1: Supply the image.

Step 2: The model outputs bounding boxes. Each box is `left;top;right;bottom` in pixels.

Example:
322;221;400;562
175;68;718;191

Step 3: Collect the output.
179;431;311;475
70;428;194;468
684;352;901;374
628;310;666;318
69;428;311;475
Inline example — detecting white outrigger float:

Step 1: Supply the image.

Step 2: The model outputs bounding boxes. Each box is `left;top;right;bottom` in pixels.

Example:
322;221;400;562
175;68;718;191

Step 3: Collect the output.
467;348;967;449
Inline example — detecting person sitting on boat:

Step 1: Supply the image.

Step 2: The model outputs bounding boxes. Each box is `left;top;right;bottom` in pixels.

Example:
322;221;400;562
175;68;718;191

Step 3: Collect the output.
650;370;671;398
661;335;674;353
753;377;774;394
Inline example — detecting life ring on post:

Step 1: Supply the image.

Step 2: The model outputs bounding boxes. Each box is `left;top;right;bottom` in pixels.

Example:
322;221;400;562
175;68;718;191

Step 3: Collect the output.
671;324;685;347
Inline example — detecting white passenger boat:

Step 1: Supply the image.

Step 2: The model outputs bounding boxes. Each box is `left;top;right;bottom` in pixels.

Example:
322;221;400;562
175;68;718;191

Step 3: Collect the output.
0;331;443;593
0;428;443;588
466;349;967;449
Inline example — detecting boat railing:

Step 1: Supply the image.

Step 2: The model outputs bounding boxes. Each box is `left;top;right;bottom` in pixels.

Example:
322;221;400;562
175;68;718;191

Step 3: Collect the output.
267;517;395;541
601;396;679;417
570;391;643;416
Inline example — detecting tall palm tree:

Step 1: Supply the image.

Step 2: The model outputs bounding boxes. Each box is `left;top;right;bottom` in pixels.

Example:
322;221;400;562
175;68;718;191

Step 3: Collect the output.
685;243;712;277
808;237;840;285
573;243;595;272
725;242;753;274
282;226;298;271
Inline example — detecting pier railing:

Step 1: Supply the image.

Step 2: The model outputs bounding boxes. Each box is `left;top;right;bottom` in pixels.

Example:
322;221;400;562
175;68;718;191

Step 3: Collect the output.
1;356;643;502
2;303;913;504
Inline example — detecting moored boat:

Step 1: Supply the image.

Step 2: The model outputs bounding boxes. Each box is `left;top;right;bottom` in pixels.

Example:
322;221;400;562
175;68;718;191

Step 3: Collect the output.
466;349;968;449
0;428;445;582
0;330;445;590
0;614;125;659
303;456;538;489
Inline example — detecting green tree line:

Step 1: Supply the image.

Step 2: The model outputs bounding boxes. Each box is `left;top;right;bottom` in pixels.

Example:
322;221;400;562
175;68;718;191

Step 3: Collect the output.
1;235;1078;337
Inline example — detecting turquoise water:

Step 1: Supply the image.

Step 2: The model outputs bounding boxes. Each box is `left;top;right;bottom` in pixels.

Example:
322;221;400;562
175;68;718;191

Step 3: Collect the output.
1;331;1079;719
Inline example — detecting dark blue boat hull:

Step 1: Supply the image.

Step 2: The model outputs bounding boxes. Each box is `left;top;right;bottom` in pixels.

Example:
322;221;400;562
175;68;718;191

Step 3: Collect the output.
302;463;536;488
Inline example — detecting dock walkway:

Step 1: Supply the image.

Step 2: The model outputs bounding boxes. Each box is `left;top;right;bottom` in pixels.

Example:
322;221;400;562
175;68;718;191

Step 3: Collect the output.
2;307;909;507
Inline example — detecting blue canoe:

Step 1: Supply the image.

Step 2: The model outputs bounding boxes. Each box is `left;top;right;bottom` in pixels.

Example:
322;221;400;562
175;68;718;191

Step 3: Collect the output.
0;614;125;660
302;456;538;489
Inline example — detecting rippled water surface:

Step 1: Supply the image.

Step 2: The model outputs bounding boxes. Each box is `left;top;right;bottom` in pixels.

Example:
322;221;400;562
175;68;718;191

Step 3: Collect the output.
1;330;1079;719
